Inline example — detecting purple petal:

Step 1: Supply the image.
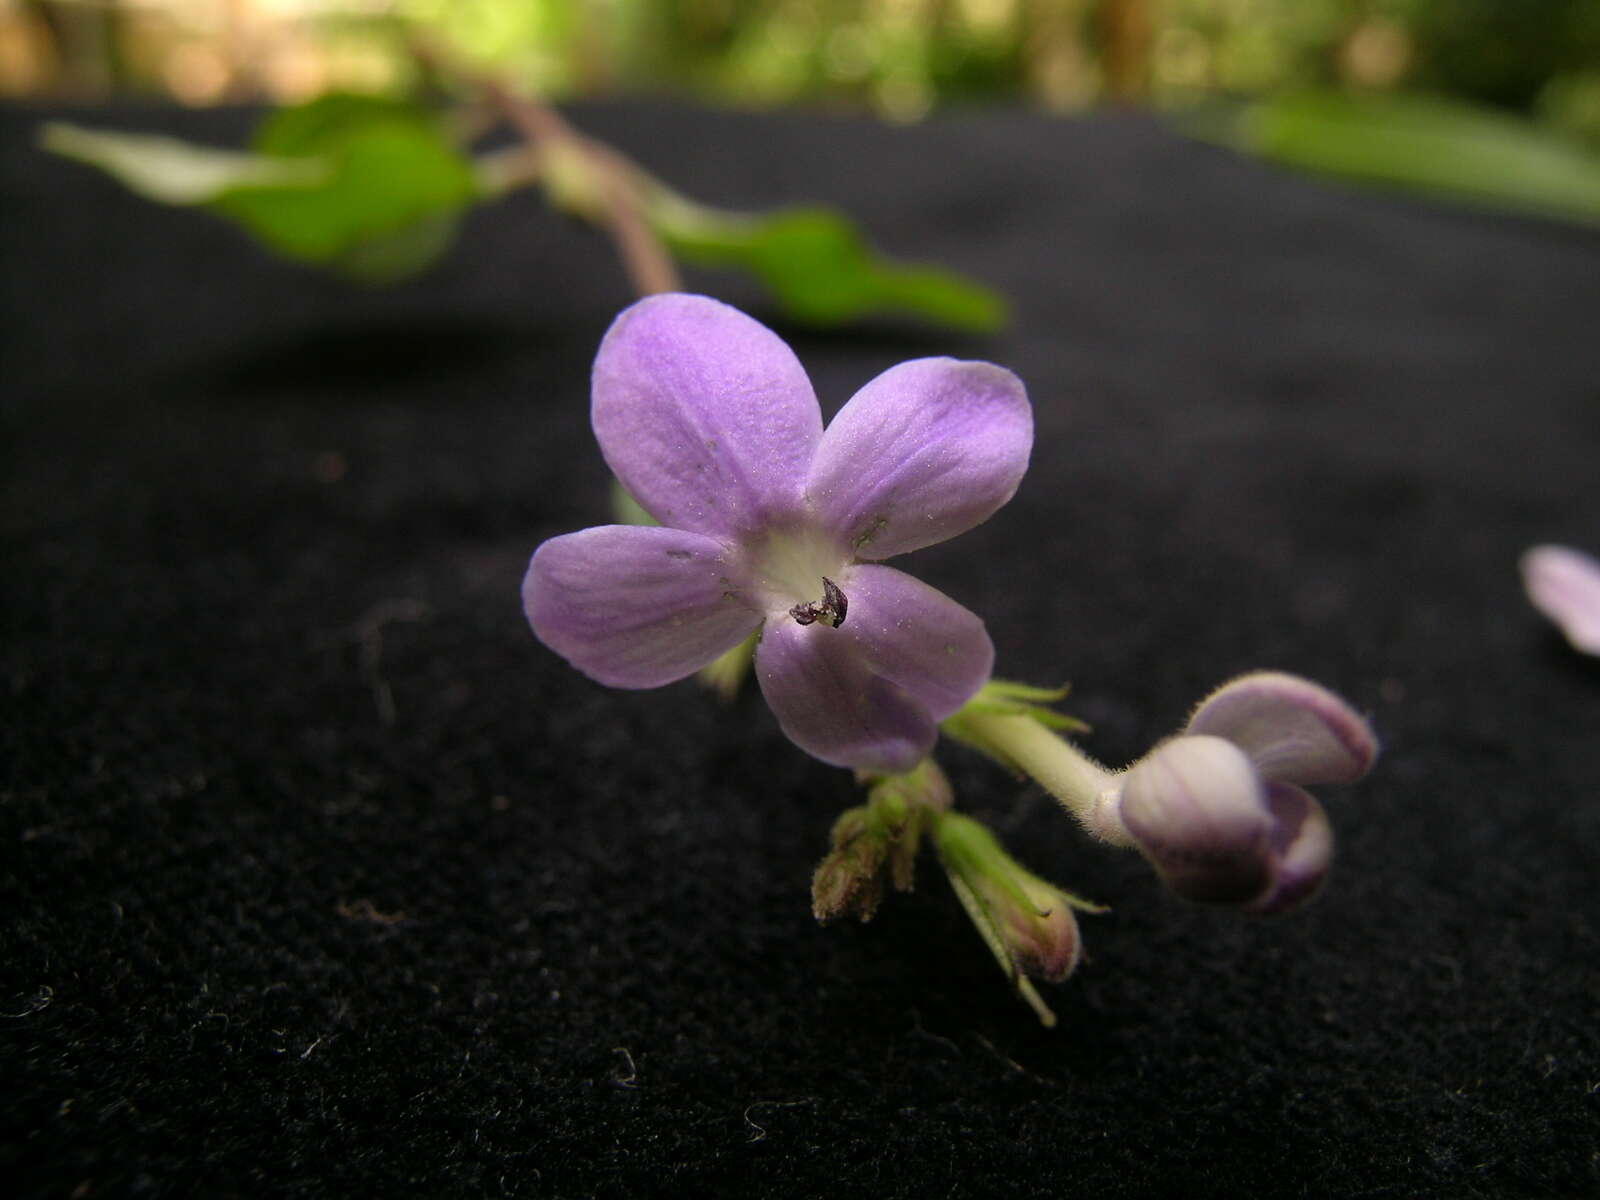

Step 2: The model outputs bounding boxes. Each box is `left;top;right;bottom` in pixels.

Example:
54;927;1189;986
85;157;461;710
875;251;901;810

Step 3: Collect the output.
1521;544;1600;656
1118;735;1274;906
834;564;994;721
753;618;936;773
805;358;1031;560
1247;783;1334;915
1186;671;1378;786
591;294;822;541
524;525;762;689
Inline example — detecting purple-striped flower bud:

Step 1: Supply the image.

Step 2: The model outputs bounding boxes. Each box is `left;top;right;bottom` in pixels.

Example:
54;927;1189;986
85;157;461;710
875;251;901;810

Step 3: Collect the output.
1115;672;1376;915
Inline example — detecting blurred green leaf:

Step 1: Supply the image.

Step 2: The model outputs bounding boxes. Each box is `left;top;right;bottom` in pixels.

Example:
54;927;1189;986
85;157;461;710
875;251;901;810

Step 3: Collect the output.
42;95;480;282
251;93;435;157
1185;91;1600;226
228;93;479;281
650;191;1007;332
40;122;324;203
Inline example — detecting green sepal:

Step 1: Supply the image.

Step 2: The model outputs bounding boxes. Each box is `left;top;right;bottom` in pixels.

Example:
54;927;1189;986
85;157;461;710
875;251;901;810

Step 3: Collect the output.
942;678;1091;756
933;813;1057;1027
609;480;659;527
934;811;1104;1028
697;633;757;702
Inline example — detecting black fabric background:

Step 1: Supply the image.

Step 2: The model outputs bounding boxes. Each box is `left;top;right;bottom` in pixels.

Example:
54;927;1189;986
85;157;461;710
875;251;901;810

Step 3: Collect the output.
4;101;1599;1199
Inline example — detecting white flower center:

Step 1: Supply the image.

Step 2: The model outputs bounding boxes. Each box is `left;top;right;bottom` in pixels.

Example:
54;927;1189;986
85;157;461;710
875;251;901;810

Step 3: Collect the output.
743;525;851;619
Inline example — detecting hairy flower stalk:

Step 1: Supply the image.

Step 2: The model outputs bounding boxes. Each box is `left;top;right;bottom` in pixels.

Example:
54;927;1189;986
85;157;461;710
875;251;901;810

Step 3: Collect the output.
942;682;1131;845
524;293;1032;773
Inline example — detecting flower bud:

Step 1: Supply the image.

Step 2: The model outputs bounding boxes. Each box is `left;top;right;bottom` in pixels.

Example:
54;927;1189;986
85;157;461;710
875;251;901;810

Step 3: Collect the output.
811;807;887;923
1119;735;1275;906
936;813;1084;984
1118;734;1334;914
1248;781;1333;914
811;760;954;923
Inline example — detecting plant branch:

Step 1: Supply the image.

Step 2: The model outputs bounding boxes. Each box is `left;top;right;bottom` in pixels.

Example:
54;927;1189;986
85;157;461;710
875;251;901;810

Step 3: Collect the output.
480;79;681;297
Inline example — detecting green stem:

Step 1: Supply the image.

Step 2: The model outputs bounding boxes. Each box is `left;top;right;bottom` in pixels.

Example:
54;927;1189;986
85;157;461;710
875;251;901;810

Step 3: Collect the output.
943;710;1132;847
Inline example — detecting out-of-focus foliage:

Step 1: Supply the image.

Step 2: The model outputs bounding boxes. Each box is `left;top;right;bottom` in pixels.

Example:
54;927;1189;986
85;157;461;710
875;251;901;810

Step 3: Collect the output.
19;1;1600;261
222;93;478;279
41;89;1009;326
1188;91;1600;226
7;2;1600;144
44;94;480;281
654;197;1007;331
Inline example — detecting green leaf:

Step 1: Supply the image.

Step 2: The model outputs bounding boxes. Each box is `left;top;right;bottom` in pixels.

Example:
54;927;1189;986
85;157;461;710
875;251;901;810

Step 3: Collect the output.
251;93;434;157
40;122;325;204
1182;91;1600;226
649;190;1008;332
222;94;480;281
41;94;481;282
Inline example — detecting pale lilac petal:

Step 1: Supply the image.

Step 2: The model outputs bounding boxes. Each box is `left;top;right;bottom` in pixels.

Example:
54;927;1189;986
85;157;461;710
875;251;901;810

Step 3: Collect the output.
754;618;936;773
591;294;822;541
805;358;1032;559
1186;671;1378;786
524;525;761;689
834;564;994;721
1118;735;1274;906
1247;783;1334;915
1521;544;1600;656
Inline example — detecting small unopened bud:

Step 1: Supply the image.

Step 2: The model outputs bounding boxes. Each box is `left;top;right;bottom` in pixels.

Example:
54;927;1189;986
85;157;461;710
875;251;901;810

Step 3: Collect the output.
811;807;887;923
936;813;1086;986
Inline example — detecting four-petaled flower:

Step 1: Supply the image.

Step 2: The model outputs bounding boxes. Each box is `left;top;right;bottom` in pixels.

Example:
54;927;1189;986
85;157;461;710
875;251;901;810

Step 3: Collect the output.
1115;672;1378;914
523;293;1032;773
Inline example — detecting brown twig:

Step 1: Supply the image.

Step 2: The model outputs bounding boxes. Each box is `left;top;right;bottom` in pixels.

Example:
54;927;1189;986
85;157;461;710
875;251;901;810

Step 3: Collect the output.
479;79;680;297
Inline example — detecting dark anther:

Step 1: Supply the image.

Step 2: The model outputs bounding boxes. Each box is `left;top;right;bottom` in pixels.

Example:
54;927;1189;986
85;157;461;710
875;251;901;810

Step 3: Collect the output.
790;577;848;629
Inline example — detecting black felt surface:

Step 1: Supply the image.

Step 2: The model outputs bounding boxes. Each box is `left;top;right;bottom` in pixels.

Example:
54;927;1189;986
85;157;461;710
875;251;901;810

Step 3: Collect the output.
4;101;1599;1199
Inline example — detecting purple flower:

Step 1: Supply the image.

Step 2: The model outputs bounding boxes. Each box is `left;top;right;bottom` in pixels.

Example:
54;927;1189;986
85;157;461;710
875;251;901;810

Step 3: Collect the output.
523;294;1032;773
1521;544;1600;656
1116;672;1378;914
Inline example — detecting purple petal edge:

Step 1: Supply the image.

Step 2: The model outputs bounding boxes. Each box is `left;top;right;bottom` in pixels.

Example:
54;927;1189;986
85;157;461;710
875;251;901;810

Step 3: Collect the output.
834;564;993;722
1246;782;1334;915
591;294;822;542
524;524;762;689
753;617;936;773
1521;544;1600;656
806;358;1032;560
1187;671;1378;786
